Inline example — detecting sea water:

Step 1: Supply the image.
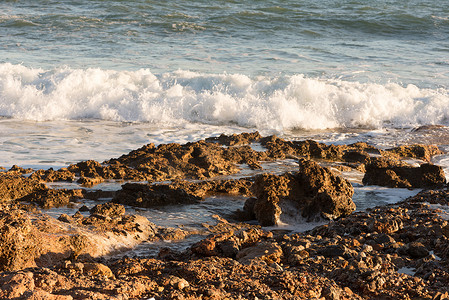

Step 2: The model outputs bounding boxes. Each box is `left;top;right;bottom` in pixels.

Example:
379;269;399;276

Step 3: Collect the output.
1;0;449;236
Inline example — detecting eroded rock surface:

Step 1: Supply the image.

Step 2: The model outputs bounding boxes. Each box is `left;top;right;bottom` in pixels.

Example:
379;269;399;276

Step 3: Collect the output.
1;133;448;299
248;159;355;226
363;157;446;188
0;173;44;202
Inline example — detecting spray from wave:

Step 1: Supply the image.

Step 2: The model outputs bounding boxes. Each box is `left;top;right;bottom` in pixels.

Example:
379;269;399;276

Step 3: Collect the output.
0;63;447;131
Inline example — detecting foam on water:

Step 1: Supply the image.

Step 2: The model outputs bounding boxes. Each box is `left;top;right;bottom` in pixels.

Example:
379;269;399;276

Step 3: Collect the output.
353;186;421;212
1;63;448;131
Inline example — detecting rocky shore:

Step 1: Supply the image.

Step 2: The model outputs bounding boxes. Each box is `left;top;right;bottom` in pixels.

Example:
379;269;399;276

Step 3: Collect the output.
1;132;449;299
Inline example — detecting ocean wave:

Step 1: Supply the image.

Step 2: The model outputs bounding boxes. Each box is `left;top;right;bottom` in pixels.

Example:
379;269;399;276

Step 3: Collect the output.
0;63;448;131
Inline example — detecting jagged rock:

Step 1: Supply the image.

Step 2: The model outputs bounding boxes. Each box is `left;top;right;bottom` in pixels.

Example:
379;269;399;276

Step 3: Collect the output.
90;202;125;218
0;210;41;271
386;144;443;162
206;132;262;146
252;174;289;226
169;179;253;198
112;183;202;207
68;160;149;183
0;173;44;201
19;188;83;209
30;168;75;182
77;176;104;187
249;159;355;226
363;157;446;188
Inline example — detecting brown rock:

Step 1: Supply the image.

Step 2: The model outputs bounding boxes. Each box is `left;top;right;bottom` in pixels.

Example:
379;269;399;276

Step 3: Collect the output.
19;188;83;209
83;263;114;278
0;173;44;202
26;290;73;300
363;158;446;188
205;131;262;146
112;183;202;208
236;241;283;265
90;202;125;218
386;144;443;162
250;159;355;225
0;210;40;271
407;242;429;259
0;271;35;299
30;168;75;183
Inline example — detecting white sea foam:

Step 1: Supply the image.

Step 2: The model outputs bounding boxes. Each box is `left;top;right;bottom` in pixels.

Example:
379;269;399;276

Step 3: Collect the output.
1;63;448;131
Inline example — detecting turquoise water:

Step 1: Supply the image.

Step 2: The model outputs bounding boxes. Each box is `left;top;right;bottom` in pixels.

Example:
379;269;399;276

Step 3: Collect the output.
1;0;448;87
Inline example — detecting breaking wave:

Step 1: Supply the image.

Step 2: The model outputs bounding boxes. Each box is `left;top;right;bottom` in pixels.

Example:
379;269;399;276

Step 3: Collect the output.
1;63;448;131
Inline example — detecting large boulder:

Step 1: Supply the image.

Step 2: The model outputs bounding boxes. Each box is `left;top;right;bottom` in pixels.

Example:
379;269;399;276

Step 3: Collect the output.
248;159;355;226
363;157;446;188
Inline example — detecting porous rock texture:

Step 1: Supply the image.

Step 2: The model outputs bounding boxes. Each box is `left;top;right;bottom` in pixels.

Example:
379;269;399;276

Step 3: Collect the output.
363;157;446;188
248;158;355;226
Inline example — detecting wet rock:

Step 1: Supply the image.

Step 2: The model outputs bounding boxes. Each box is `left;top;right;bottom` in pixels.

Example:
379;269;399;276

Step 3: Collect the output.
90;202;125;218
238;197;257;221
112;183;202;207
57;214;73;223
0;173;44;201
77;176;104;187
169;178;253;198
363;157;446;188
7;165;34;174
79;205;90;212
252;173;289;226
386;144;443;162
107;141;244;180
250;159;355;225
157;227;189;241
342;150;370;163
205;131;262;146
19;188;83;209
292;159;355;219
68;160;150;183
30;168;75;183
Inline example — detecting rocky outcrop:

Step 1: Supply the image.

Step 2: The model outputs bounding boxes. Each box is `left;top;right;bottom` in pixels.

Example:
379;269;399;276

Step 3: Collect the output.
0;173;44;202
0;209;41;271
363;157;446;188
248;159;355;226
90;202;125;219
206;131;262;146
112;183;202;207
29;168;75;182
169;179;253;198
19;188;83;209
385;144;443;162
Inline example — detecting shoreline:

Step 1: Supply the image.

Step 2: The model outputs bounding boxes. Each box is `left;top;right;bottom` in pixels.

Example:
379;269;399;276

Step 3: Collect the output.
1;132;448;299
